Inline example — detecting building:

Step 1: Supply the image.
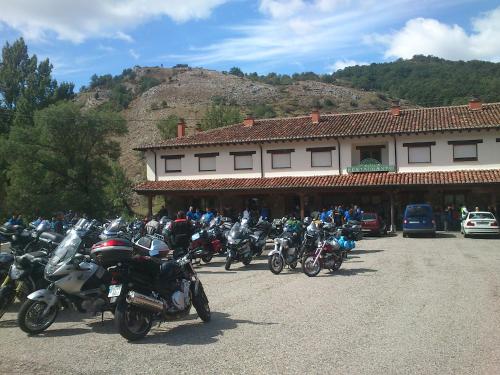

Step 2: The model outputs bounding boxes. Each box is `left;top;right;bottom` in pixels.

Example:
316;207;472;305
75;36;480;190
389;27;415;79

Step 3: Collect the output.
134;99;500;229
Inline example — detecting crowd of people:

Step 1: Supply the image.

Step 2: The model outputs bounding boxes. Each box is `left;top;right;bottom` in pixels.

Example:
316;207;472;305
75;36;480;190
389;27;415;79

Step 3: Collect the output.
437;204;498;231
4;211;86;235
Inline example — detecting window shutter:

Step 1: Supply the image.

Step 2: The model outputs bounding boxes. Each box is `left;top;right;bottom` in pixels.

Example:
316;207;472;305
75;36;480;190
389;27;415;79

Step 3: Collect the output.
311;150;332;167
453;144;477;159
408;146;431;163
235;155;253;170
165;158;181;171
272;153;291;168
199;156;216;171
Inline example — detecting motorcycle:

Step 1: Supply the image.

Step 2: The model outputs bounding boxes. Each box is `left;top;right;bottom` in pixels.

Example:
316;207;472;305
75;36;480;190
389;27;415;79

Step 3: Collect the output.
248;218;271;256
268;220;310;274
100;217;129;240
225;222;253;270
17;219;113;335
0;250;49;319
0;220;63;254
188;227;222;264
302;236;344;277
111;248;211;341
269;217;286;240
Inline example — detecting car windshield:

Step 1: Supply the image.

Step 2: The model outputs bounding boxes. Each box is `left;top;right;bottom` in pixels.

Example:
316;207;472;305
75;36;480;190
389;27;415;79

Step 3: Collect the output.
48;230;81;267
469;212;494;220
362;213;377;221
406;206;431;217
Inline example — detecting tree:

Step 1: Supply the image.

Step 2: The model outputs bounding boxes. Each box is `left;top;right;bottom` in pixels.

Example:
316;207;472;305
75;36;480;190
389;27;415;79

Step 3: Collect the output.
229;67;244;78
200;103;243;130
157;114;179;139
5;101;127;218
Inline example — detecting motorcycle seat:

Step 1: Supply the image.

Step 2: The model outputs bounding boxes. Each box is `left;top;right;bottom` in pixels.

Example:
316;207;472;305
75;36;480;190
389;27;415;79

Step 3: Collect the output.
39;231;65;245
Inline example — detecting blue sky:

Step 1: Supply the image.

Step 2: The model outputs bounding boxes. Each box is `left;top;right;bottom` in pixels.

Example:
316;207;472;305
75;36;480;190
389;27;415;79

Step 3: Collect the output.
1;0;499;89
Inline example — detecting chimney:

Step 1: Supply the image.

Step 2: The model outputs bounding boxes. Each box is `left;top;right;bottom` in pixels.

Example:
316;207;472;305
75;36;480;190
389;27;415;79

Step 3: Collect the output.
243;115;255;127
311;109;320;124
468;97;482;111
390;100;401;117
177;118;186;137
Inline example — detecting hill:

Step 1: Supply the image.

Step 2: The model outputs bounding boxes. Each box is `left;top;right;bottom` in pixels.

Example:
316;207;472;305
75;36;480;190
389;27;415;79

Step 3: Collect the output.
78;66;395;184
333;55;500;107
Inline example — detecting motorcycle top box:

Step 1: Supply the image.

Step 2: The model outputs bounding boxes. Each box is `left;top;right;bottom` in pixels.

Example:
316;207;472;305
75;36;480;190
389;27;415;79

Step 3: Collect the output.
90;238;134;267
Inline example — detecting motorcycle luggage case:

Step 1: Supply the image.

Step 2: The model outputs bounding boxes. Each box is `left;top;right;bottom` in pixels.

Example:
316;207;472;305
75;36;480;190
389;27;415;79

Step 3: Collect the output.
90;238;133;267
0;224;20;236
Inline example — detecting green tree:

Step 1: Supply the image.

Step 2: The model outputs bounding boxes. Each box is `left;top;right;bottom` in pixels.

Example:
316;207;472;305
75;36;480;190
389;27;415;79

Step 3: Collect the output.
229;67;244;78
157;114;179;139
104;162;134;216
5;101;127;218
200;103;243;130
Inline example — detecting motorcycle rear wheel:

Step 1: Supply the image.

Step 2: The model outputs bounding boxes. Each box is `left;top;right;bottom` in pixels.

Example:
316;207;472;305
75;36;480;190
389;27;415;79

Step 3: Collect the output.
331;256;343;271
201;254;213;263
18;299;58;334
289;260;298;269
268;254;283;275
192;282;211;322
115;299;153;341
303;256;321;277
242;257;252;266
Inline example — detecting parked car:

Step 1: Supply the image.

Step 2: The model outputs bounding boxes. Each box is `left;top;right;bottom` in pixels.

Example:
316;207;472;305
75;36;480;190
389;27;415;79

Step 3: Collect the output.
403;204;436;237
461;211;499;238
361;212;387;236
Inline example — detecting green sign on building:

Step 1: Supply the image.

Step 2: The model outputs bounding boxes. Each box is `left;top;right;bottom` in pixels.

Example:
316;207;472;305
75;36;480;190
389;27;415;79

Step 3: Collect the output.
347;158;396;173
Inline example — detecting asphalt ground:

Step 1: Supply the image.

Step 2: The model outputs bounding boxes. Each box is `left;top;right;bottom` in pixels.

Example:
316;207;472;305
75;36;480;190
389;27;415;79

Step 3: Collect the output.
0;233;499;375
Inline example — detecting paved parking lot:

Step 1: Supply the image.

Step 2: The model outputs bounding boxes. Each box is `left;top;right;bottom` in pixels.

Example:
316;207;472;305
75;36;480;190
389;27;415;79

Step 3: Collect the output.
1;233;499;375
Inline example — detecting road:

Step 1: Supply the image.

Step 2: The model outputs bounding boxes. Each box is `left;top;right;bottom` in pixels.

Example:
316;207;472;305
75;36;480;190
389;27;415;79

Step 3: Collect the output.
1;233;499;375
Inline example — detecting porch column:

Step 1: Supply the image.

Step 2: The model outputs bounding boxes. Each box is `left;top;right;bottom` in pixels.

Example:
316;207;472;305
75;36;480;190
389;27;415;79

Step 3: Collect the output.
390;191;395;232
147;195;153;218
299;193;305;220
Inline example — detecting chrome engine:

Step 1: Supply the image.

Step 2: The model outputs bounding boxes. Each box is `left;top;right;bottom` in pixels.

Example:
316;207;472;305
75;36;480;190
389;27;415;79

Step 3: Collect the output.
126;280;191;314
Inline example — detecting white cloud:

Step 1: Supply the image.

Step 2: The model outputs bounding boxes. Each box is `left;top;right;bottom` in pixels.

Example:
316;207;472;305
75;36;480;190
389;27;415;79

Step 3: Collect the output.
327;59;368;72
129;49;140;60
174;0;462;68
0;0;228;43
372;6;500;61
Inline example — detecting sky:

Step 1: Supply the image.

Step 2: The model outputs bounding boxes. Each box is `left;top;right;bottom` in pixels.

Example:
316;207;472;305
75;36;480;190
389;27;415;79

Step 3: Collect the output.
1;0;499;89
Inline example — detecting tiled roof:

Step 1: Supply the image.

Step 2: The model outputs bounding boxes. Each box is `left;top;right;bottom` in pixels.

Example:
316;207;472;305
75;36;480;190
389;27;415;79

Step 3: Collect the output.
135;103;500;150
134;169;500;193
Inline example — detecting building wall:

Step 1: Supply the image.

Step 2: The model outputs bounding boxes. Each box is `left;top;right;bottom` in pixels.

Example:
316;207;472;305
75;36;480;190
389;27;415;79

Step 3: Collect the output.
144;130;500;181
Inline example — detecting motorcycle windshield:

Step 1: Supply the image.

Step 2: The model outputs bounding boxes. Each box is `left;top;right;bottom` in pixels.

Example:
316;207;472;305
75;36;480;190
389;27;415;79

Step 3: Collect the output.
306;222;318;235
46;230;81;275
105;217;126;233
228;223;243;240
36;220;51;233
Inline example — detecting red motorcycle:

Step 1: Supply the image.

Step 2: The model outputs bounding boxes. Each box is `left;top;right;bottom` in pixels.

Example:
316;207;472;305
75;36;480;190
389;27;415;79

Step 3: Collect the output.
189;229;222;263
302;236;344;277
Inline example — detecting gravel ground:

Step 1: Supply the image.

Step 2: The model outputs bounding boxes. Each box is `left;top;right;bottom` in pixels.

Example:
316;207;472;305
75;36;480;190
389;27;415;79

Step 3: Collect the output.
0;233;499;375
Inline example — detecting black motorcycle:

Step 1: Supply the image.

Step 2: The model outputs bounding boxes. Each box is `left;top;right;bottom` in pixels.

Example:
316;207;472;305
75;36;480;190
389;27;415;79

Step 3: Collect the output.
225;222;253;270
0;251;49;319
110;249;210;341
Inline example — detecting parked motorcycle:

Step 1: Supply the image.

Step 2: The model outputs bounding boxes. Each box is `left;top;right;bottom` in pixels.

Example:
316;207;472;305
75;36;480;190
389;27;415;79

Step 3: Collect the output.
248;218;271;256
0;251;49;319
225;222;253;270
188;227;222;264
17;219;113;335
268;220;310;274
111;248;211;341
0;220;63;254
302;236;344;277
100;217;129;240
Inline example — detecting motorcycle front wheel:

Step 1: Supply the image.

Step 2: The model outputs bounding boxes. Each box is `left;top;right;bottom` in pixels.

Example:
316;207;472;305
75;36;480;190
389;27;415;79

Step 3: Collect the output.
115;299;153;341
18;299;58;334
268;254;284;275
302;256;321;277
201;254;213;263
225;254;232;270
192;282;211;322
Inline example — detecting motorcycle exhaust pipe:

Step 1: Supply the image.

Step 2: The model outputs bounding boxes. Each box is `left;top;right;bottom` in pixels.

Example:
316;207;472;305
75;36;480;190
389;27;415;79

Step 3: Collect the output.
126;291;164;313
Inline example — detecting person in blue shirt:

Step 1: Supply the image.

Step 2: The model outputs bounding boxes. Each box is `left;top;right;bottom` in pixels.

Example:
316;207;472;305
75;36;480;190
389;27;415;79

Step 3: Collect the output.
202;207;214;224
320;208;330;223
186;206;196;221
344;208;353;222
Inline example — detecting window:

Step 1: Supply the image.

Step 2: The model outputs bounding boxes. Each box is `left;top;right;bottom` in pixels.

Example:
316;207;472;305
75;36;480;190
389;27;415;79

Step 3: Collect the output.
267;149;294;169
356;145;385;163
448;140;482;161
161;155;184;173
306;146;335;167
195;152;219;172
403;142;435;163
230;151;256;170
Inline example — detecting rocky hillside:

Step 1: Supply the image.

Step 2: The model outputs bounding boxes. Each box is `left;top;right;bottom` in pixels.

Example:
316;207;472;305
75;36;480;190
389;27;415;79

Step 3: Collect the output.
78;66;396;184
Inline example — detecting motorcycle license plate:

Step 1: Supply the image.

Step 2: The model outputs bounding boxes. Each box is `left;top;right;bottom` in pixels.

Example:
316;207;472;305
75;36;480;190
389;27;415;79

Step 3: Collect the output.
108;284;122;298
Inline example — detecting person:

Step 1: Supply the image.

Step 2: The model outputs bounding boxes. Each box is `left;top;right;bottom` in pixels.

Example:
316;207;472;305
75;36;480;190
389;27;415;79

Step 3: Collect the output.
193;208;202;221
475;206;480;212
157;205;168;218
320;208;330;223
333;207;342;226
145;215;160;235
31;216;43;227
460;204;468;221
260;205;270;221
169;211;193;259
354;206;363;221
186;206;196;221
242;207;251;220
202;207;214;224
52;212;64;234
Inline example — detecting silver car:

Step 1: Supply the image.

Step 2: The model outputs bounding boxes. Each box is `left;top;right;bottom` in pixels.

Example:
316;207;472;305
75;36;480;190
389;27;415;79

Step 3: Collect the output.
461;212;499;238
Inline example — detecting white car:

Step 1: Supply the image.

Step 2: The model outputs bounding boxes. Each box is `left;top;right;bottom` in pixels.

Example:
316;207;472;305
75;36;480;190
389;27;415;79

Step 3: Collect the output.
461;211;499;238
